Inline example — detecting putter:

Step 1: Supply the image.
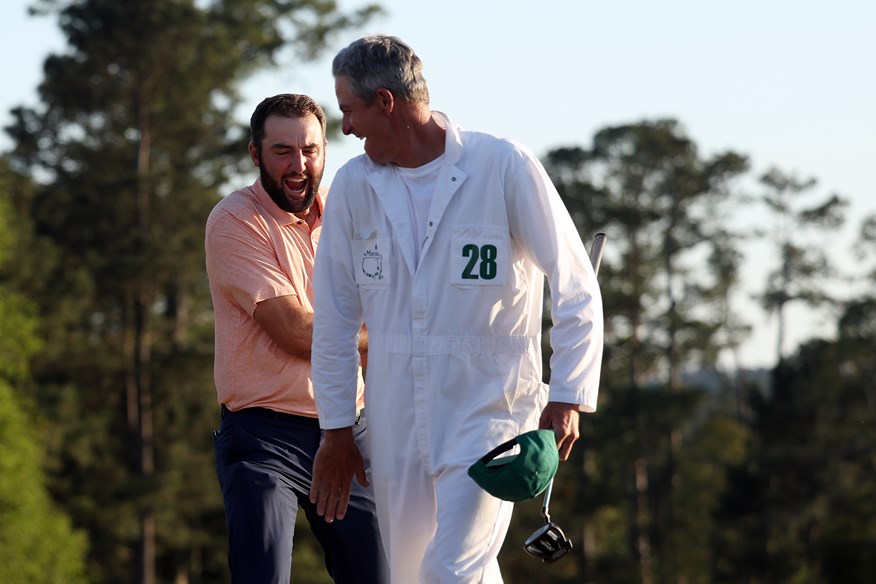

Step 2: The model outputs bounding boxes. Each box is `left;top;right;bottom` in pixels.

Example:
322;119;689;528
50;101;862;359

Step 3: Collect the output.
523;233;606;562
523;479;573;562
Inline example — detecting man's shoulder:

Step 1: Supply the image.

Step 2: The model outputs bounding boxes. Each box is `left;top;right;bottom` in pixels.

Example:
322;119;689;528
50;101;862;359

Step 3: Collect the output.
457;129;534;172
329;155;376;197
206;187;259;231
463;128;525;153
338;153;372;173
217;186;258;211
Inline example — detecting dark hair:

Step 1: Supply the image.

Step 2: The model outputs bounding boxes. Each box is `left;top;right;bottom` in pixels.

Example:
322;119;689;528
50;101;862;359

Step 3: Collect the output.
332;35;429;105
250;94;327;151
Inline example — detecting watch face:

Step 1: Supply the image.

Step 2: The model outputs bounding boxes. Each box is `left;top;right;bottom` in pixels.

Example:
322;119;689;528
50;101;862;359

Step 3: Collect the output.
523;522;573;562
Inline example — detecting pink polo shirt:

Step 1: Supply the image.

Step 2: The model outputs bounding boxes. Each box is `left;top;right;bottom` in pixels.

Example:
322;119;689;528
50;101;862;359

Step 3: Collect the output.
205;178;364;417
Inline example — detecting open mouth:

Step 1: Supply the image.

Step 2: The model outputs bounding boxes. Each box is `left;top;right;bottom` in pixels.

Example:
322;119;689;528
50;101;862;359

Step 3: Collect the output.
283;176;307;195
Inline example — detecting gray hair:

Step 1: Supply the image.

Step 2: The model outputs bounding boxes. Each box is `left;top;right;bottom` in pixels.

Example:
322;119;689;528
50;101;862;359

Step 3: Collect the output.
332;35;430;105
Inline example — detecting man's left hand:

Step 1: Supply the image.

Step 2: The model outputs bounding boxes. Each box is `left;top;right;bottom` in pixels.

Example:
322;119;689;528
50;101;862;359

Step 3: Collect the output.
538;401;580;461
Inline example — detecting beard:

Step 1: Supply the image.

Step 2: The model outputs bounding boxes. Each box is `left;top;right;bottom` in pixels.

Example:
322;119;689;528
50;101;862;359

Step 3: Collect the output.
259;164;322;215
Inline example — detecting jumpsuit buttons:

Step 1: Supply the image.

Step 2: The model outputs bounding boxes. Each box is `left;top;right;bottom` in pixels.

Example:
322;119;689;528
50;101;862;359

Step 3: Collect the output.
412;269;431;468
412;188;442;471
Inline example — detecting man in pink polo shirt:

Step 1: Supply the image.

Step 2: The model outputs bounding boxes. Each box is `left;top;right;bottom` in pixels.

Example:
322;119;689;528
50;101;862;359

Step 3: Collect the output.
206;93;387;583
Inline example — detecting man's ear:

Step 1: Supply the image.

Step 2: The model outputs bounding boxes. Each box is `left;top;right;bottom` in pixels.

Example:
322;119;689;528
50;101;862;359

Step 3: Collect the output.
375;88;394;114
248;141;260;167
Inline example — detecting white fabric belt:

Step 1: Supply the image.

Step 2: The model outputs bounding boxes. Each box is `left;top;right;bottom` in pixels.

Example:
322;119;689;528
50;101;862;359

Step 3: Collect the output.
369;333;540;355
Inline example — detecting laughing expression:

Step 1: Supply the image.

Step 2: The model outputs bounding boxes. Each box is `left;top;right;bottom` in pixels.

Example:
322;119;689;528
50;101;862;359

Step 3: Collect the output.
335;75;395;165
250;113;325;215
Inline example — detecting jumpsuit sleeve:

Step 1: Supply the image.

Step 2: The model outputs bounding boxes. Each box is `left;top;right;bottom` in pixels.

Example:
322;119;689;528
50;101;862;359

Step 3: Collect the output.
504;147;604;412
311;170;365;428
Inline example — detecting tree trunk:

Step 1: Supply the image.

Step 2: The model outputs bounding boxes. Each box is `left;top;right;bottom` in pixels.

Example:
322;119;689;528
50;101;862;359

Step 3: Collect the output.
635;458;653;584
136;294;155;584
134;92;156;584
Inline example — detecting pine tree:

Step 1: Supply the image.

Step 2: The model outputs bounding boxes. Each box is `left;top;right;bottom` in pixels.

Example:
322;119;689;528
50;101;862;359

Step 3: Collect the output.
4;1;380;582
539;120;749;583
756;167;847;363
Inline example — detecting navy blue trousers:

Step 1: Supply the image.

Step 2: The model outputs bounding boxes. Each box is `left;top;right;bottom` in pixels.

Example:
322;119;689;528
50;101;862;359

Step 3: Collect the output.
214;406;388;583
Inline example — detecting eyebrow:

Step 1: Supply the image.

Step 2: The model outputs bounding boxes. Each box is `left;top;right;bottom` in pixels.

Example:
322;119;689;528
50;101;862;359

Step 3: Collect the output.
268;141;320;150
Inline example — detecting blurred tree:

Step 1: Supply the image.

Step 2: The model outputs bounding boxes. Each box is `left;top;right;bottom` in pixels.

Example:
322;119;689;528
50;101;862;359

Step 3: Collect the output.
545;121;749;388
755;168;847;363
541;120;750;584
0;382;91;584
0;163;89;584
3;1;380;582
715;238;876;582
737;318;876;582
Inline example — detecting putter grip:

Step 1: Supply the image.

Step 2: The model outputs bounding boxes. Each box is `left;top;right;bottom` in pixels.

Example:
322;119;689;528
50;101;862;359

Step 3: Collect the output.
589;232;606;274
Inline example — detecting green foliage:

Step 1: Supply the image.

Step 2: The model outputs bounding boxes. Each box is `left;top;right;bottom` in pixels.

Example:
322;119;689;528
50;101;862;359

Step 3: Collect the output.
539;127;758;583
0;381;90;584
0;198;43;383
0;172;89;583
5;1;382;582
737;328;876;582
4;1;874;575
0;287;41;381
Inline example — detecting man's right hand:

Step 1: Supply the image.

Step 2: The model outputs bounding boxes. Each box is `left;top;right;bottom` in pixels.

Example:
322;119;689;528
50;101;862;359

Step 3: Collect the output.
309;427;367;522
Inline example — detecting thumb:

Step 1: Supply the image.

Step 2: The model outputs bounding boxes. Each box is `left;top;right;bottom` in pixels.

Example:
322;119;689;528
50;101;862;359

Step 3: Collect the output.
354;461;369;487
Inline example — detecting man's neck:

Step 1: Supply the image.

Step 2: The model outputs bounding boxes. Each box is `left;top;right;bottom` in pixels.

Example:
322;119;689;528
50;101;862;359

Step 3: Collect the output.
294;203;319;230
393;110;446;168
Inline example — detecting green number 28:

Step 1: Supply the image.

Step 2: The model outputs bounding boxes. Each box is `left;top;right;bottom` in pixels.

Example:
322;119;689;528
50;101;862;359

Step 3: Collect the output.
461;244;498;280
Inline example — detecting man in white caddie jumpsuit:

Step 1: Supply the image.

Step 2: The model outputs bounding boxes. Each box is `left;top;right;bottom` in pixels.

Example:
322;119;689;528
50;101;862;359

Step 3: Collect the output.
309;35;603;583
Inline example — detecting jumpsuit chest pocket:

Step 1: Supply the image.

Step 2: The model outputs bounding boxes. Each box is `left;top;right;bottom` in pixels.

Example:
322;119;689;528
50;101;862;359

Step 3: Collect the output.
451;226;509;287
353;231;391;287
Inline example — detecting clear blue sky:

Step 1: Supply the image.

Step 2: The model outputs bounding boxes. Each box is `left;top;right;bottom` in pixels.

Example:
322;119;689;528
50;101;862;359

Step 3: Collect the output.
2;0;874;367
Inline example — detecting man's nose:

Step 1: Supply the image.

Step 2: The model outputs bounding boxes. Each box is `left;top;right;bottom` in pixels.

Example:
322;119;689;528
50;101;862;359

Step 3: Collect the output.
290;151;307;172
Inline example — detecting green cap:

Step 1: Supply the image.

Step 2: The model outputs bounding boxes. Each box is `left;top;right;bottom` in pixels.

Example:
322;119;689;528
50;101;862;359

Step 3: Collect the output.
467;429;559;502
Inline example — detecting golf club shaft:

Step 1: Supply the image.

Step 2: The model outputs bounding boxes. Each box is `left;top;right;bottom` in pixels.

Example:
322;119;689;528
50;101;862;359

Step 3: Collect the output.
540;232;606;521
540;477;554;522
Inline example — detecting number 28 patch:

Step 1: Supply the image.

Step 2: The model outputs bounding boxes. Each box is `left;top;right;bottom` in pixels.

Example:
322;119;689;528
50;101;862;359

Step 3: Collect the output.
451;226;508;286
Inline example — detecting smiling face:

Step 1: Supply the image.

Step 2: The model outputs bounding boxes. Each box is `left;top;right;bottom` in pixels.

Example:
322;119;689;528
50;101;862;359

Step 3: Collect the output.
335;75;396;165
249;113;325;215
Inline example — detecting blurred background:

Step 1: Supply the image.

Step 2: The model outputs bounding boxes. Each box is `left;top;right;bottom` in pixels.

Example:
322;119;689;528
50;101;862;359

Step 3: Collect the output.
1;1;874;582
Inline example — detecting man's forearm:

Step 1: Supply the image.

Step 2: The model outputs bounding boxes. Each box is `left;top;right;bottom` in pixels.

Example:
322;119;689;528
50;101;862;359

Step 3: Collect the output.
357;327;368;368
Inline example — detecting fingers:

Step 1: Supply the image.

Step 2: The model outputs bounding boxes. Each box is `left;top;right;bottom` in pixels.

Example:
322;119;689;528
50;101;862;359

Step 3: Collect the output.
308;430;364;523
320;460;366;521
539;402;581;461
321;486;344;523
556;432;578;461
310;450;341;522
309;470;321;506
336;481;352;520
310;476;349;522
354;464;370;488
551;417;579;461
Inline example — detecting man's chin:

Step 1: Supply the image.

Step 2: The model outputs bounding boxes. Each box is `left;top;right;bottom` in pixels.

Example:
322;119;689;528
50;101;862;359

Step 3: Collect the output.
287;191;316;215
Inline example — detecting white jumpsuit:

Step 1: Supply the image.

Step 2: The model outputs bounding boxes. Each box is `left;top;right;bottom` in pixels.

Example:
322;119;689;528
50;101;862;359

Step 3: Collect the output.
312;113;603;583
